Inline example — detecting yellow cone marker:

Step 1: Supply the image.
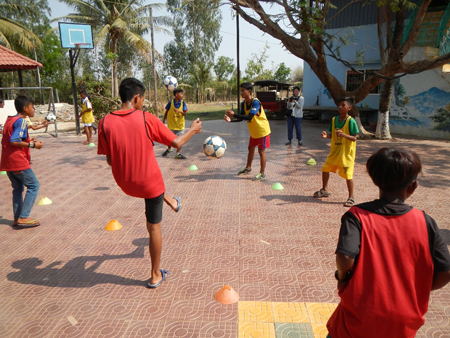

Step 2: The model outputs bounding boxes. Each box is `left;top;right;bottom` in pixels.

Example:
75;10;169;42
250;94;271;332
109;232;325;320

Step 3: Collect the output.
105;220;122;231
37;197;52;206
88;143;95;147
307;158;317;165
0;171;7;175
272;182;284;190
189;164;198;171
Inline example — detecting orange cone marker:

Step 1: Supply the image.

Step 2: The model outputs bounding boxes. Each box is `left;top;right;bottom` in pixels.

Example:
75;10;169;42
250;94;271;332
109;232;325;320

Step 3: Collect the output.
214;285;239;304
105;220;122;231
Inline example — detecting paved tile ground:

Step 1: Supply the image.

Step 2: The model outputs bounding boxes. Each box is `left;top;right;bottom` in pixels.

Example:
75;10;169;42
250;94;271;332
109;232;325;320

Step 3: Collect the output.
0;119;449;338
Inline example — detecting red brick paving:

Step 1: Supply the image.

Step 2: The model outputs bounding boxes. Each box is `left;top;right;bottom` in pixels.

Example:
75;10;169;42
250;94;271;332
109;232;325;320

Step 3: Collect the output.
0;119;449;337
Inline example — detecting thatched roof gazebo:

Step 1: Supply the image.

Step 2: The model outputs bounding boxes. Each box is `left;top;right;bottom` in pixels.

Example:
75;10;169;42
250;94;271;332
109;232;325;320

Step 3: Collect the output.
0;45;43;87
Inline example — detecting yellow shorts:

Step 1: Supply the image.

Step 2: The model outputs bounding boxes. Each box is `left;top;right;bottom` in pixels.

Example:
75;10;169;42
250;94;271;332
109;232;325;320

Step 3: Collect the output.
321;162;354;180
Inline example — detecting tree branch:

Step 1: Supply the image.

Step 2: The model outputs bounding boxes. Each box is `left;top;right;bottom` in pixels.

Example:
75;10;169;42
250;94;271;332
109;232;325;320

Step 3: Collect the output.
325;0;363;24
401;0;432;53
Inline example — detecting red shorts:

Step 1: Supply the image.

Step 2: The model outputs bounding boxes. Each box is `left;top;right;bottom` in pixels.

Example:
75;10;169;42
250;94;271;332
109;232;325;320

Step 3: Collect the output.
249;135;270;148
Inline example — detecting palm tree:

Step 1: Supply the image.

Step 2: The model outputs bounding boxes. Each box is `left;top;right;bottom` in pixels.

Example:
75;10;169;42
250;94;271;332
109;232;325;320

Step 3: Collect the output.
189;61;213;104
54;0;171;97
0;3;42;51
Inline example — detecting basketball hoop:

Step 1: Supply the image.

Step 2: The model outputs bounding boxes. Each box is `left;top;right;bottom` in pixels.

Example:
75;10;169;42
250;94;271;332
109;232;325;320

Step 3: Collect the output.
73;43;91;49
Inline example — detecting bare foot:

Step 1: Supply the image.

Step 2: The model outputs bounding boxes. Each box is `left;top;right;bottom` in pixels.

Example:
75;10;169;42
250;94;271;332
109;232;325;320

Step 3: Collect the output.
165;196;178;211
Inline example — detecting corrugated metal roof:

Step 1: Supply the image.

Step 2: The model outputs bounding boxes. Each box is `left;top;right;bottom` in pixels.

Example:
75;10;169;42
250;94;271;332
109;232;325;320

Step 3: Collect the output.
0;45;43;71
326;0;378;29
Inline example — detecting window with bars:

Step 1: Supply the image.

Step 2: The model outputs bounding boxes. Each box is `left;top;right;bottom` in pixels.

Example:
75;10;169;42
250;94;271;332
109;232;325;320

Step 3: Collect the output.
346;70;381;94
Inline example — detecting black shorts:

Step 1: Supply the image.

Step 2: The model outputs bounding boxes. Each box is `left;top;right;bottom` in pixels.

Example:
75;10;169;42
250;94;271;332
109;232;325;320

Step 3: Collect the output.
145;193;164;224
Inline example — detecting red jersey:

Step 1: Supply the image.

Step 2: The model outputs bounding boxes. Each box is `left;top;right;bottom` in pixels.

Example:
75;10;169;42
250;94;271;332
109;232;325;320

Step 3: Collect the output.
0;116;31;171
327;206;434;338
98;109;176;199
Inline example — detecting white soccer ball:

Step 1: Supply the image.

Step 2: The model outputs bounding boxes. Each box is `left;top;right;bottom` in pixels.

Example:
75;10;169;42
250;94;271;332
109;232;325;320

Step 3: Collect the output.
45;113;56;122
203;135;227;159
163;76;178;91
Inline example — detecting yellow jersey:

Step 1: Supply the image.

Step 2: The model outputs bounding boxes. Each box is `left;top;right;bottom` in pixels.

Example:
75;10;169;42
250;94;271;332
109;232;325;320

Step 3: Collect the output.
166;99;186;131
81;97;95;124
242;98;271;139
326;116;357;167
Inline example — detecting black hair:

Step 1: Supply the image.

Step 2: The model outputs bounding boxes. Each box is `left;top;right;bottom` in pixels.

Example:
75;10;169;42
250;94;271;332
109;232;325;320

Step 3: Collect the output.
119;78;146;103
293;86;301;92
240;82;253;91
338;96;354;106
0;98;4;103
80;90;87;95
14;95;34;113
173;88;184;96
366;148;422;192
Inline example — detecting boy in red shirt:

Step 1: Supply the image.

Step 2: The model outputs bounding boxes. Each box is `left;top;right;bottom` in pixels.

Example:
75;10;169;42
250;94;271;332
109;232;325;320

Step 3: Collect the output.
327;148;450;338
98;78;201;288
0;96;44;227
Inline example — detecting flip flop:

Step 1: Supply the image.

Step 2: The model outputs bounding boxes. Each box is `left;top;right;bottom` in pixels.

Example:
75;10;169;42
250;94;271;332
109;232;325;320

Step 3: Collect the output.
344;198;355;208
314;189;331;198
174;196;181;213
147;269;169;289
16;219;41;227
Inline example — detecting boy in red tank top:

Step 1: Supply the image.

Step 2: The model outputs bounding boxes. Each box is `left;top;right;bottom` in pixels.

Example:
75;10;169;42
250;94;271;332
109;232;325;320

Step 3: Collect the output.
327;148;450;338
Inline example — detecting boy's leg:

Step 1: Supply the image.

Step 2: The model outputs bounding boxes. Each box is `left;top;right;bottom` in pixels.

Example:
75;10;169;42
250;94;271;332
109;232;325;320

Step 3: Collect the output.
7;171;25;224
346;179;354;198
146;221;163;284
85;125;93;144
322;171;330;191
163;193;180;212
18;169;40;222
145;194;165;285
258;147;266;175
246;146;256;169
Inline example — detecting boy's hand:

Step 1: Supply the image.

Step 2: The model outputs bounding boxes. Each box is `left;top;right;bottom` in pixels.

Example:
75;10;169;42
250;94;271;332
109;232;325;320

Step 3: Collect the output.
190;118;202;134
336;129;345;138
321;131;328;138
225;110;235;118
224;115;232;123
35;141;44;149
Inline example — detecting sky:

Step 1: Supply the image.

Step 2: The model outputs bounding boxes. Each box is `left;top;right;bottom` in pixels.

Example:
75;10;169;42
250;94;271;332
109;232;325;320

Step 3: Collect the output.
48;0;304;75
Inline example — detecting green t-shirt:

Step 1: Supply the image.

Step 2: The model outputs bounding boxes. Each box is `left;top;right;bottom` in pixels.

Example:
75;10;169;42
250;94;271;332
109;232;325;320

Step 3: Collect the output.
328;116;359;135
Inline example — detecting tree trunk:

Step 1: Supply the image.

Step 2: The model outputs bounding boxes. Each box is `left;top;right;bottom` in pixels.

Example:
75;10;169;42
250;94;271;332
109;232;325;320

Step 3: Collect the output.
349;105;374;139
149;8;159;117
111;37;119;98
376;79;393;139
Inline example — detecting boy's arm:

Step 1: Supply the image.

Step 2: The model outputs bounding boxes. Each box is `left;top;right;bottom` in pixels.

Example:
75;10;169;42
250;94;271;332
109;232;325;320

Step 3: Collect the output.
171;119;201;148
336;129;357;142
162;110;168;124
336;253;355;289
432;270;450;290
106;155;112;166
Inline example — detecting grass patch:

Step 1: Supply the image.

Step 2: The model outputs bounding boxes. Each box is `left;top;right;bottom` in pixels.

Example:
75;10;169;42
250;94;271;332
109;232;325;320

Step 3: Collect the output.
185;102;238;121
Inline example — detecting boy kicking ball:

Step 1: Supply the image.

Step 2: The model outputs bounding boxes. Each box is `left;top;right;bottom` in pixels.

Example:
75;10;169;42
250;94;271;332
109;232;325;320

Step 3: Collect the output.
98;78;201;288
224;82;271;181
314;97;358;207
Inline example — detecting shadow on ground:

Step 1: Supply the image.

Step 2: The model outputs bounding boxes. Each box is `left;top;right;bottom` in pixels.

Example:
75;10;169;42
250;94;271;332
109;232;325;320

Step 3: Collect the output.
7;238;148;287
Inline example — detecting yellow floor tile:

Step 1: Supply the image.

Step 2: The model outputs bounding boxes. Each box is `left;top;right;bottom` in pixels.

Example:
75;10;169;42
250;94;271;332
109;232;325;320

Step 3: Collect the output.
238;322;276;338
305;302;338;324
311;323;329;338
239;301;274;322
272;302;309;323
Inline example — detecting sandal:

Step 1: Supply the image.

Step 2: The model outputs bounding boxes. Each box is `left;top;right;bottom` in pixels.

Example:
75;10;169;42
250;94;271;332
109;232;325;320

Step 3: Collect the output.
344;198;355;207
147;269;169;289
313;189;331;198
174;196;181;213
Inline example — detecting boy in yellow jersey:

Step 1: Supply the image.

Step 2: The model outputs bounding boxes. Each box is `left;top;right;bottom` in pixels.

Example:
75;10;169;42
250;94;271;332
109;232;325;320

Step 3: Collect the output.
162;88;188;159
314;97;359;207
224;82;271;181
79;90;95;144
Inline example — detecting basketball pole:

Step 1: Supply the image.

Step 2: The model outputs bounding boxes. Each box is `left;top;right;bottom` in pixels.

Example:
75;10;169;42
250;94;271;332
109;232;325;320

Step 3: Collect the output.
236;8;240;114
69;48;81;134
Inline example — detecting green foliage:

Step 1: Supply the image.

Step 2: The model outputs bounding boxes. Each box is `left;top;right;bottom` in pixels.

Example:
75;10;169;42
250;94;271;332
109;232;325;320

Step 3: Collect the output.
274;63;291;82
214;56;235;81
431;106;450;132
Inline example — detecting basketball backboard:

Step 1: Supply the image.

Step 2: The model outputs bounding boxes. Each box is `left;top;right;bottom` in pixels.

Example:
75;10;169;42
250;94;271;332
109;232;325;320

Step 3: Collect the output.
58;23;94;49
